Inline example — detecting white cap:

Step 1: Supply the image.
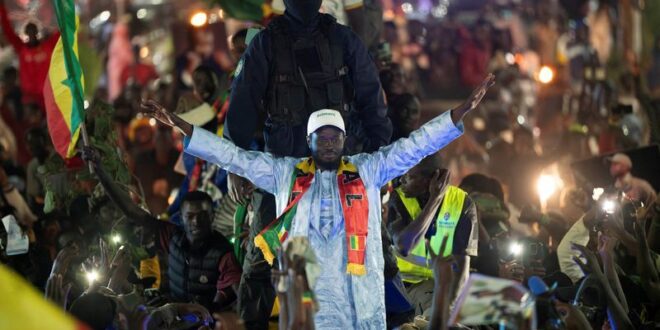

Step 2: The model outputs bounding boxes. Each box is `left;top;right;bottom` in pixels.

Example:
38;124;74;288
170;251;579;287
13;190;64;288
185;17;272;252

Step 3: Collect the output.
607;153;632;168
307;109;345;136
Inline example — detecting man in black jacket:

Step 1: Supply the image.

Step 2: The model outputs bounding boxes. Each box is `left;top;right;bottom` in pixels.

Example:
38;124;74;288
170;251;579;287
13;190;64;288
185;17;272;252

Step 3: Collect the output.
82;149;242;313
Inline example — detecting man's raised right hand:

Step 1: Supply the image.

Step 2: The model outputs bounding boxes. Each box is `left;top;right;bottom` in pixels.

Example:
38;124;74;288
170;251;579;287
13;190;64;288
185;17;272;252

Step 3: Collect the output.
141;99;193;136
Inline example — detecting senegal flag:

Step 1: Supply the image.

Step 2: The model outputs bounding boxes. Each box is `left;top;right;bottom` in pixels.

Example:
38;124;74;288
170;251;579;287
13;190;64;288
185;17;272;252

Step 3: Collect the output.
0;264;90;329
44;0;85;158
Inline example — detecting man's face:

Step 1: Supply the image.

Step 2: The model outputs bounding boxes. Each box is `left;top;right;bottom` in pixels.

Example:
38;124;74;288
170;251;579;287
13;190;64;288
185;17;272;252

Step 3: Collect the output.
25;23;38;43
135;126;154;145
193;30;214;56
27;133;49;160
399;165;430;198
308;127;344;168
42;220;61;245
609;162;629;177
395;101;421;136
98;202;122;233
284;0;322;23
192;71;215;102
182;200;213;245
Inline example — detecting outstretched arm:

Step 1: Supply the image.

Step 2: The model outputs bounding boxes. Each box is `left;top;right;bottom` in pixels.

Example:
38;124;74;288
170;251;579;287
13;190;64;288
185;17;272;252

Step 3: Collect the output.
364;75;494;187
141;100;278;194
82;147;154;224
0;3;23;49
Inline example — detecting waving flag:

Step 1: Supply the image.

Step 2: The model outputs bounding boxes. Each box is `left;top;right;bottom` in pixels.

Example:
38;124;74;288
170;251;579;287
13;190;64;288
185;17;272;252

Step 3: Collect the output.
43;0;85;158
0;264;90;329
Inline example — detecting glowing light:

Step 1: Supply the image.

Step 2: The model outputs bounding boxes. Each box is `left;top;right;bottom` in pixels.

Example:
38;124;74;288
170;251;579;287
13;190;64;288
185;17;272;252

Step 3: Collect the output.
505;52;515;65
431;5;447;18
99;10;111;22
139;46;149;59
592;188;604;201
401;3;413;14
517;115;525;125
190;12;208;27
136;8;147;19
86;270;99;284
473;117;485;131
602;199;617;215
149;118;157;126
509;242;523;256
112;234;122;244
537;174;561;204
83;100;90;109
538;66;554;84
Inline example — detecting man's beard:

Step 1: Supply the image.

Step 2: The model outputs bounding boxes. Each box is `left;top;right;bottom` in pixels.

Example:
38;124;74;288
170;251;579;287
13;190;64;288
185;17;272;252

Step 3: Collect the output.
313;155;341;170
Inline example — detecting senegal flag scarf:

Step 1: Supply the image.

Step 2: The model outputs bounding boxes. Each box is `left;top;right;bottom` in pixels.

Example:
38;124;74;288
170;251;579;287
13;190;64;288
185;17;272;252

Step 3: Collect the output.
254;157;370;276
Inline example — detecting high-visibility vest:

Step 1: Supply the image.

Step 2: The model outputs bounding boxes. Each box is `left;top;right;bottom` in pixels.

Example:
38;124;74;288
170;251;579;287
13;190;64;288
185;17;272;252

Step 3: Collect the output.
394;186;467;283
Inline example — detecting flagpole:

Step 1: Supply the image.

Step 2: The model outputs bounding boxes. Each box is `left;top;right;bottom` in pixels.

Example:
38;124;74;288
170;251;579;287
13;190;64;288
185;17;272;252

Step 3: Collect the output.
80;121;94;174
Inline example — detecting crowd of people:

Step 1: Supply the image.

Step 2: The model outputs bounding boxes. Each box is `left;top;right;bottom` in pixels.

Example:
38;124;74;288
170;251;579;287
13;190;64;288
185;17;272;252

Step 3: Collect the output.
1;0;660;329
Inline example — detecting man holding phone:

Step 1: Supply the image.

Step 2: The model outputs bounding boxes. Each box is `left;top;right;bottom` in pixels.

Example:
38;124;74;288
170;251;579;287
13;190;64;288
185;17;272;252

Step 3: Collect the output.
387;154;479;316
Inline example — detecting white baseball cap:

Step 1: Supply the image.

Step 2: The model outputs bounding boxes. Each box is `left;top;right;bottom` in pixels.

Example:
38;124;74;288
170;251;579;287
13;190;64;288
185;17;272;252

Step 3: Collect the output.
307;109;345;136
606;153;632;168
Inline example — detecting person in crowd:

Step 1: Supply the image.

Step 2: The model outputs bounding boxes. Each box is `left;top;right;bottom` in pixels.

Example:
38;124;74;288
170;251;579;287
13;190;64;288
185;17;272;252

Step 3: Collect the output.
0;111;16;166
25;128;52;214
387;154;478;317
0;0;59;108
459;173;510;277
142;73;494;328
82;149;242;314
175;26;224;91
118;44;159;92
269;0;382;52
0;166;36;232
607;152;657;206
222;0;393;326
168;65;228;224
126;115;180;214
380;63;422;141
458;19;493;88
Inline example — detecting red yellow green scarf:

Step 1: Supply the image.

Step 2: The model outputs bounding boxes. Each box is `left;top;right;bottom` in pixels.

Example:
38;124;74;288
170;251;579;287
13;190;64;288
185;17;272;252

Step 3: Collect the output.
254;157;370;276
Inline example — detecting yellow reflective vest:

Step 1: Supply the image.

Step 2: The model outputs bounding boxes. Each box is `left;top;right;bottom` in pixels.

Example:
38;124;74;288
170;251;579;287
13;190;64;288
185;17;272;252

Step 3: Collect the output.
395;186;467;283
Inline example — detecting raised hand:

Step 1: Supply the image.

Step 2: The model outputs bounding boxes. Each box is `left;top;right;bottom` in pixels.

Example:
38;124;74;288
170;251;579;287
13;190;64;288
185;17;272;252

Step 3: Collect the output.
50;244;78;277
597;233;617;259
426;235;457;284
571;243;605;282
108;245;133;294
45;274;73;309
140;99;193;136
141;99;176;127
81;146;101;165
451;74;496;124
46;244;78;308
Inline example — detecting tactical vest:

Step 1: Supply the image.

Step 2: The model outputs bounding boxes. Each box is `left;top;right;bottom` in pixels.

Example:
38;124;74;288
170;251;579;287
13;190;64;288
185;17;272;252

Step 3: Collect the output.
266;14;353;126
167;231;232;308
394;186;467;283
